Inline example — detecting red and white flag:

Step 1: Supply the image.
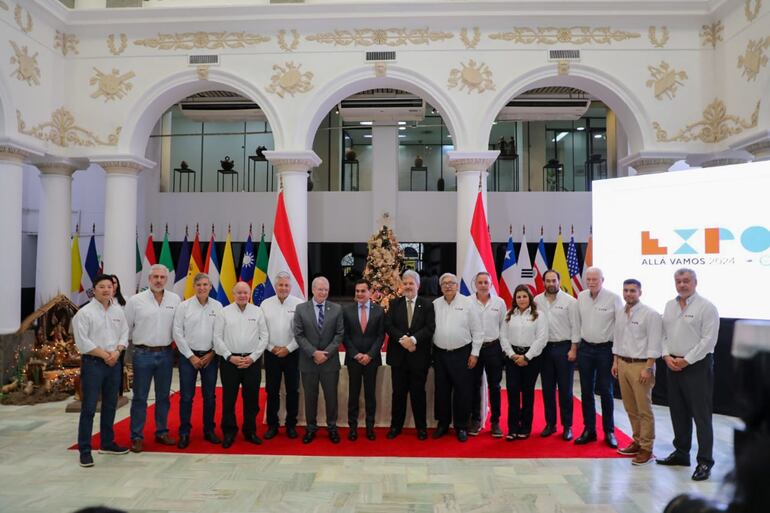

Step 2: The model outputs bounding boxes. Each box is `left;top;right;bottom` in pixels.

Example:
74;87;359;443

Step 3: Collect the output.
265;191;306;299
138;233;156;292
460;191;500;296
533;233;548;295
582;231;593;285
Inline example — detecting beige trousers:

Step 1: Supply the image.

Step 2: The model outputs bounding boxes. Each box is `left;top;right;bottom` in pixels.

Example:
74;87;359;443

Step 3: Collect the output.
618;359;655;451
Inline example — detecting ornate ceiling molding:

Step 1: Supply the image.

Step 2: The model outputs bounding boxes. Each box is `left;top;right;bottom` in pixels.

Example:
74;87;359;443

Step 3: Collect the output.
646;61;687;100
277;29;299;52
90;68;135;102
745;0;762;21
14;4;32;34
17;108;121;148
489;26;640;45
9;41;39;86
652;99;760;144
700;21;723;49
107;33;128;56
648;26;669;48
460;27;481;49
305;28;453;47
737;36;770;81
266;62;313;98
54;31;79;56
448;60;495;94
134;31;270;50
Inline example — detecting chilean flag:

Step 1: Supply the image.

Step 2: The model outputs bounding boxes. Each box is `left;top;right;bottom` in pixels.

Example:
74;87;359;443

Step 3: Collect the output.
264;191;306;300
533;234;548;295
460;191;499;296
499;235;516;308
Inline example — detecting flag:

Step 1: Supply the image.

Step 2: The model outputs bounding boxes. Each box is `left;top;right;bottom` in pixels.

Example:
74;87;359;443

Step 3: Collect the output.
582;231;593;285
217;231;237;305
184;230;204;299
460;191;500;296
83;233;100;299
552;232;573;296
533;235;548;295
567;234;584;297
239;231;256;289
173;233;190;298
265;191;306;300
515;232;537;296
70;232;86;304
204;232;220;299
499;235;516;308
252;233;269;305
139;233;156;292
135;236;142;293
158;231;175;289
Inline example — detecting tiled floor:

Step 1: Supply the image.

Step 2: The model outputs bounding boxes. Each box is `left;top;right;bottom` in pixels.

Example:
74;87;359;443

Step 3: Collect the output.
0;376;740;513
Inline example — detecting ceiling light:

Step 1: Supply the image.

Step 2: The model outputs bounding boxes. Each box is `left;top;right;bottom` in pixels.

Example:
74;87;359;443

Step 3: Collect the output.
360;121;373;126
398;121;406;126
555;132;568;142
447;134;452;138
594;134;603;139
576;126;585;131
398;134;406;138
399;127;406;131
364;134;372;138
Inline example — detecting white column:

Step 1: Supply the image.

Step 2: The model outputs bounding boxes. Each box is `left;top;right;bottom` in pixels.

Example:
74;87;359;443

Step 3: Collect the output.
447;151;499;277
0;140;41;334
34;161;79;307
265;150;321;299
372;122;398;231
619;152;685;175
93;157;153;298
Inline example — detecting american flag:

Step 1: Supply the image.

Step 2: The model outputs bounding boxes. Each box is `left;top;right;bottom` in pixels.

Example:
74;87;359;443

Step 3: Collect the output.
567;235;583;297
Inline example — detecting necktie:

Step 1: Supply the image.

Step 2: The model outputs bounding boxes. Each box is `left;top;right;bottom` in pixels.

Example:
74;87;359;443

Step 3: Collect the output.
407;299;414;328
360;303;367;332
317;304;325;331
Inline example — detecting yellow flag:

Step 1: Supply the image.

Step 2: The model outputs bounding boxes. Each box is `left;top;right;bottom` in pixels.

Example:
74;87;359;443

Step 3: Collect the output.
219;232;237;305
552;233;574;296
71;233;84;303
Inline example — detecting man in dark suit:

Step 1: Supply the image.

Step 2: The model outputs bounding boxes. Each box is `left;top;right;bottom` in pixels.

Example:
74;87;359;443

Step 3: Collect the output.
343;279;385;441
294;276;344;444
385;270;436;440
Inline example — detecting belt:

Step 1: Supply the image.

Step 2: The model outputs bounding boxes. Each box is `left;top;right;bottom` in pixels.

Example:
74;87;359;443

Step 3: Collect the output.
192;349;213;357
481;339;499;347
581;340;613;347
434;344;470;353
548;340;572;345
669;355;684;359
511;345;529;355
618;356;648;363
134;344;171;352
229;352;251;357
82;354;104;362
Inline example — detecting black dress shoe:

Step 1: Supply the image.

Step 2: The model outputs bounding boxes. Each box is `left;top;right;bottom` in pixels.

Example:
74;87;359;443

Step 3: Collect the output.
204;432;222;445
264;426;279;440
432;425;449;439
348;429;358;441
286;426;298;439
417;429;428;441
244;433;263;445
574;430;598;445
657;451;691;467
302;431;316;444
177;435;190;449
329;430;341;444
562;427;573;441
386;428;401;440
692;463;712;481
366;427;376;441
605;432;618;449
540;424;556;438
222;436;235;449
456;429;468;442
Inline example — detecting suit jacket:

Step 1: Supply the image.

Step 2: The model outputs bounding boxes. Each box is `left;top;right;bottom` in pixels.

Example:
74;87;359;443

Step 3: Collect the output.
342;302;385;366
293;300;344;373
385;295;435;369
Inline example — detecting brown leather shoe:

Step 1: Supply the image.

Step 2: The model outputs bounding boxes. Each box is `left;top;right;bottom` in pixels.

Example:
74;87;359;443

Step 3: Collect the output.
130;439;143;453
154;434;177;446
617;441;640;456
632;449;655;466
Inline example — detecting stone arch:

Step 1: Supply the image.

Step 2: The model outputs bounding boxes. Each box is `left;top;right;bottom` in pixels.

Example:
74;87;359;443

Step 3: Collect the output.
120;67;284;156
295;65;467;151
479;63;649;154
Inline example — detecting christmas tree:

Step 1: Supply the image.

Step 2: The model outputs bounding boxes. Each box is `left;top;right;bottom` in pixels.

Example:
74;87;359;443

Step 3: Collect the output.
363;225;405;311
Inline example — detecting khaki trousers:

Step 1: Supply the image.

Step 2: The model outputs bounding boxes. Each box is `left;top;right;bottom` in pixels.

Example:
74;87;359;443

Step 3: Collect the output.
618;359;655;451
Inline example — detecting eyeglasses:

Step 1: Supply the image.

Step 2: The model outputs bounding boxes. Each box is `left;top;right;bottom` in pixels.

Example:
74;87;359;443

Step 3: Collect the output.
441;282;458;288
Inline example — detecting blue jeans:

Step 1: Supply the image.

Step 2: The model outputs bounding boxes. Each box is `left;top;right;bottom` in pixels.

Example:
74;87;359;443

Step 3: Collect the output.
178;352;219;436
577;341;615;434
78;355;122;455
130;347;173;441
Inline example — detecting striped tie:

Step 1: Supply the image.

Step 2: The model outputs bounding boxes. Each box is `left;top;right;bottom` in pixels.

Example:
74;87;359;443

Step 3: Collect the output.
317;303;325;331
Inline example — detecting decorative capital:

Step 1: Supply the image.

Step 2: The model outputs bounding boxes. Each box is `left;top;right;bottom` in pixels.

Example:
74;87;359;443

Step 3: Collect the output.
0;136;44;163
92;155;155;175
618;152;686;174
686;149;753;168
34;158;85;176
264;150;322;174
447;150;499;173
730;129;770;161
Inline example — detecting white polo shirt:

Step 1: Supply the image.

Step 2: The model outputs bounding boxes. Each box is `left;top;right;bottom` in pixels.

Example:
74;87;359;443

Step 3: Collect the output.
613;302;663;360
125;289;181;346
473;294;507;342
173;296;223;358
432;294;484;356
214;302;269;362
73;298;129;354
577;288;622;344
261;294;303;352
500;307;548;361
662;293;720;364
534;291;580;343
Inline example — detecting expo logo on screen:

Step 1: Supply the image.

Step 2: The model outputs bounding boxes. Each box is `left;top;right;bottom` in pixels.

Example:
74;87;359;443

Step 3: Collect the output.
640;226;770;266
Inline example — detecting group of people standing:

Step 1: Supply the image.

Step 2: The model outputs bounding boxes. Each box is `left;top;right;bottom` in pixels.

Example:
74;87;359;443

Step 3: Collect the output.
72;263;719;482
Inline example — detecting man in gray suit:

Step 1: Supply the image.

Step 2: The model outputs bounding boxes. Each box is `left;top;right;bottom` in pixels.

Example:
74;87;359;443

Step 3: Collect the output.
342;279;385;441
294;276;344;444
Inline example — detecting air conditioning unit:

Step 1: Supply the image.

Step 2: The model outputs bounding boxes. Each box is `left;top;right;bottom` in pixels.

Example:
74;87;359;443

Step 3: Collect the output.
178;99;266;122
339;92;425;123
496;98;591;121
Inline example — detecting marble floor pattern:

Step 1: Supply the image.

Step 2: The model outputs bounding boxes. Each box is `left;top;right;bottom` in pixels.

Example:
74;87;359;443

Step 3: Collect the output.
0;375;740;513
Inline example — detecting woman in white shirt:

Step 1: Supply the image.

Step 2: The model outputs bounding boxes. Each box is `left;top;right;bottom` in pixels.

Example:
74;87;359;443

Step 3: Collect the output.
500;285;548;441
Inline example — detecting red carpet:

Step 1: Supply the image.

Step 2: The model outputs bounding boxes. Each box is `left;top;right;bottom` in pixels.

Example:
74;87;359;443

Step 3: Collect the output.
72;387;631;458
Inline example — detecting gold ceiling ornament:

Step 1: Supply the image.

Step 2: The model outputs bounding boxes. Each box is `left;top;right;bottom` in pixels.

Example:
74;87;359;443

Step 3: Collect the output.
107;33;128;56
305;28;453;47
89;68;135;102
54;31;79;56
745;0;762;21
17;107;121;147
9;41;40;86
460;27;481;49
277;29;300;52
196;65;209;80
700;21;723;48
646;61;688;100
648;26;670;48
14;4;32;34
557;60;570;75
652;99;760;143
738;37;770;81
489;26;640;45
134;31;270;50
266;62;313;98
448;59;495;94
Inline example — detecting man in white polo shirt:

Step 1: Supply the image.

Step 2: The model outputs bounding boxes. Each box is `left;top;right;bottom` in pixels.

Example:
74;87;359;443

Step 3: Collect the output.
125;264;181;453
